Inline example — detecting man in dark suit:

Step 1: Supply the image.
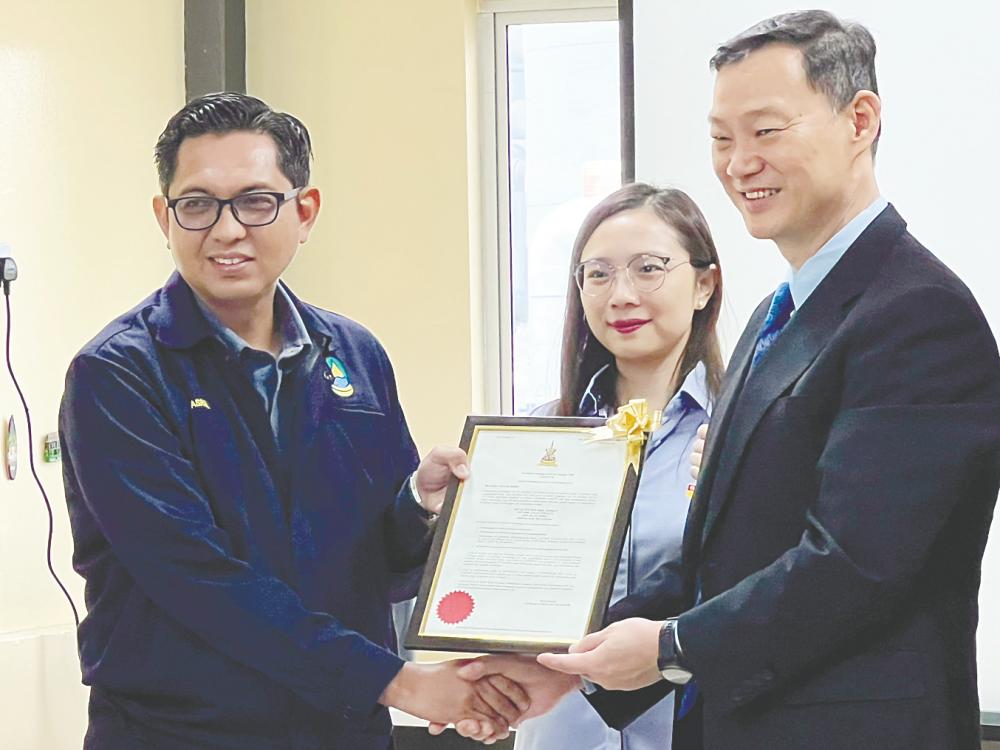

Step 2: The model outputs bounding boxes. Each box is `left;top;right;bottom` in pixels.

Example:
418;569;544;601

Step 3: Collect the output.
459;10;1000;749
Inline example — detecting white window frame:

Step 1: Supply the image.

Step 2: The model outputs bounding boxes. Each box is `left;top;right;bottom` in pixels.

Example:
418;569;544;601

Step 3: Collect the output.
476;0;619;415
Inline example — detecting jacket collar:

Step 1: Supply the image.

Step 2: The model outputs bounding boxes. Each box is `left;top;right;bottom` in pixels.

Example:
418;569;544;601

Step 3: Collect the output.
149;271;342;351
148;272;216;350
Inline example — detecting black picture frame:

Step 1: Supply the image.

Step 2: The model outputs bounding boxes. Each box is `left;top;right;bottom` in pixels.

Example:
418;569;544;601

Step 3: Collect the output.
404;415;644;654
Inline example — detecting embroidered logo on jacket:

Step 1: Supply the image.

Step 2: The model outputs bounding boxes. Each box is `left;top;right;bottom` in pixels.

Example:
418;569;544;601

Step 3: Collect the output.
190;398;211;410
324;356;355;398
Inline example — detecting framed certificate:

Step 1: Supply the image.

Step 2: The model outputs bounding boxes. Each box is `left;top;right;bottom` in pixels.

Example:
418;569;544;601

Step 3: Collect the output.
404;414;646;654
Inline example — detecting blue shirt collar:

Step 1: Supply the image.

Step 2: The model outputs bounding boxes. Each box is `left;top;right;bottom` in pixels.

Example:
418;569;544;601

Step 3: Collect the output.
193;284;312;361
677;361;711;416
578;360;711;418
787;196;888;309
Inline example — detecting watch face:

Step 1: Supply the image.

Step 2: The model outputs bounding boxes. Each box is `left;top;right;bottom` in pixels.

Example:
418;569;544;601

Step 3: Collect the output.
660;667;692;685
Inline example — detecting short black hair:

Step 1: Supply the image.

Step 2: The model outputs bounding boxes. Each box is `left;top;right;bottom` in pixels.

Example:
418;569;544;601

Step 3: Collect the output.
154;92;312;194
711;10;879;150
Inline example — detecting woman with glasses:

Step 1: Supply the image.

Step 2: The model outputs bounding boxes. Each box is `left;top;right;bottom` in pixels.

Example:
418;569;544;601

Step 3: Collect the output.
514;183;723;750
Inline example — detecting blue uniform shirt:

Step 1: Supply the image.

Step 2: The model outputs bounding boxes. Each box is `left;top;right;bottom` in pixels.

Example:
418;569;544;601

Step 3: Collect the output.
516;363;711;750
193;283;314;443
59;272;433;750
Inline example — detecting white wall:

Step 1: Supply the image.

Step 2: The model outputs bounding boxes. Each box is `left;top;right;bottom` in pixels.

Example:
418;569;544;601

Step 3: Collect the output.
634;0;1000;716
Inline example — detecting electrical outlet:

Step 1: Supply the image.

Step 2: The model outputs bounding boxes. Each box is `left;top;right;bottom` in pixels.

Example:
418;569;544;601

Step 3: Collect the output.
43;432;61;463
0;244;17;288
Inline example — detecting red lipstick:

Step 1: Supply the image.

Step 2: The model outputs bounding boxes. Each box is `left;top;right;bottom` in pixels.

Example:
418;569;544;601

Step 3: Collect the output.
609;319;650;334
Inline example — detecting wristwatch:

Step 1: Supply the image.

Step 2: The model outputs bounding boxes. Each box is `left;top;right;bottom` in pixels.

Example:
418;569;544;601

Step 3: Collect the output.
657;618;693;684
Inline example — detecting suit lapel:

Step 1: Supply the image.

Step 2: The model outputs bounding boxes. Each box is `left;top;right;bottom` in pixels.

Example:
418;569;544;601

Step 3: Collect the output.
681;299;765;565
699;297;842;548
693;205;908;553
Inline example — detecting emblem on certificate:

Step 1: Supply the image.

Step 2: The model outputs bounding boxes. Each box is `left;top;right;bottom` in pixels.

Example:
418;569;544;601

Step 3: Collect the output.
405;402;655;654
538;442;558;467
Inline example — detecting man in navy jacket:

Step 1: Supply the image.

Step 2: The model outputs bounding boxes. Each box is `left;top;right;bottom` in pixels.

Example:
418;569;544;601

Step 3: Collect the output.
60;93;522;749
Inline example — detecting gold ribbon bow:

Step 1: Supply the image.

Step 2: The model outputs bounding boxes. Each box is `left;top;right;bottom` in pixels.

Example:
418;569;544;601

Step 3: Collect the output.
588;399;661;470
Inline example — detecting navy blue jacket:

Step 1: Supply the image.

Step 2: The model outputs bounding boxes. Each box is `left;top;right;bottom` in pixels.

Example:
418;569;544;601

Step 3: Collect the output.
60;272;433;750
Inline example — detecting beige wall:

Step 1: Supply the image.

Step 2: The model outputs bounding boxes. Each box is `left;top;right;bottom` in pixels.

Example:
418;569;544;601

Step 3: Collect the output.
1;3;478;746
0;2;184;747
246;0;481;453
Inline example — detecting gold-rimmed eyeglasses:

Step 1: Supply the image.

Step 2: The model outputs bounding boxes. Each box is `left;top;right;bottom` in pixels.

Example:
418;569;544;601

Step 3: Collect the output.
574;253;714;296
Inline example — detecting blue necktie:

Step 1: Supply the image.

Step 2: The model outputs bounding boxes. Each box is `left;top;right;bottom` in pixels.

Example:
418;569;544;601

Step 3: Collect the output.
677;283;796;721
750;282;796;370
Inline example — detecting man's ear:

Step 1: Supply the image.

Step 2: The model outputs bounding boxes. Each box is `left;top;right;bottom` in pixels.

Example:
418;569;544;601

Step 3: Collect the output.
296;186;321;245
152;195;170;241
849;90;881;154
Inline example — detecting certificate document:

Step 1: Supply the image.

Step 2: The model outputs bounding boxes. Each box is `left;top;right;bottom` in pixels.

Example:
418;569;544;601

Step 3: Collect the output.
405;415;645;654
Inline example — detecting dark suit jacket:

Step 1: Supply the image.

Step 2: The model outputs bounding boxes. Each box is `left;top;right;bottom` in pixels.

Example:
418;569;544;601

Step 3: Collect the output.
588;206;1000;749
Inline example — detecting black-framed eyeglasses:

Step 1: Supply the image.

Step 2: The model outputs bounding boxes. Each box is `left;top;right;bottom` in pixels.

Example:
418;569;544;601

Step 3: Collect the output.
574;253;714;296
165;188;303;231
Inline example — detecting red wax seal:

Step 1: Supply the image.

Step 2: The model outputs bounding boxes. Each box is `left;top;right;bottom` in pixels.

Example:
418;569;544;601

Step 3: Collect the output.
436;590;475;624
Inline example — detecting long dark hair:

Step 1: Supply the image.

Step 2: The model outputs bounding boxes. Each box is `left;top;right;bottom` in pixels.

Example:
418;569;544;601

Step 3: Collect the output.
556;183;724;416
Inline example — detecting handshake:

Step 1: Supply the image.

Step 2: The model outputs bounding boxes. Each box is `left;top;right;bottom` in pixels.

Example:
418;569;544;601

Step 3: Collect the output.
379;617;666;744
389;427;709;742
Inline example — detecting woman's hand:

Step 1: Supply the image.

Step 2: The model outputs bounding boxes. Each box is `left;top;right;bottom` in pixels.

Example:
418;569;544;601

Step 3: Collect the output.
690;423;708;480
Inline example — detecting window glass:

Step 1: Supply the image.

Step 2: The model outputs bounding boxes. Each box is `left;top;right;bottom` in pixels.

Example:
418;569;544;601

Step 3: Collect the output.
506;21;621;414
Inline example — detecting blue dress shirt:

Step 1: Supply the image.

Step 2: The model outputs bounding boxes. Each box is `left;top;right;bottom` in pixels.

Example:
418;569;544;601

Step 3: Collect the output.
787;196;888;309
